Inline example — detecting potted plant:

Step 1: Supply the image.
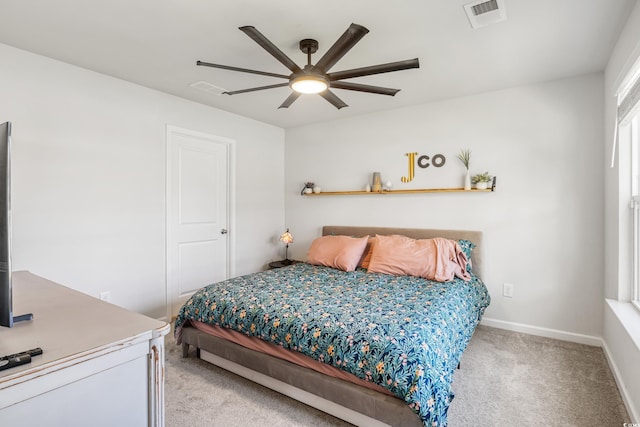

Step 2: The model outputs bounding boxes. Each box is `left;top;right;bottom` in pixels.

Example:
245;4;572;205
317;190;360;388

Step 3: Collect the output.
471;172;492;190
457;149;471;190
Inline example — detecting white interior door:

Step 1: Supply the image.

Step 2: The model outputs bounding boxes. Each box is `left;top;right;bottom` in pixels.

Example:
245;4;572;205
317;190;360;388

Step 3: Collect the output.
166;126;232;318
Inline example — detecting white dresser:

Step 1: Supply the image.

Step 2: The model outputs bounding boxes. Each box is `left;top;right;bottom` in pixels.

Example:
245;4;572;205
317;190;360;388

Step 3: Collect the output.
0;271;169;427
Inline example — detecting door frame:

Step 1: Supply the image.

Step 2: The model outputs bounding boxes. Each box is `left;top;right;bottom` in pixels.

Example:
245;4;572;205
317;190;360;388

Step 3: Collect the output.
164;125;236;321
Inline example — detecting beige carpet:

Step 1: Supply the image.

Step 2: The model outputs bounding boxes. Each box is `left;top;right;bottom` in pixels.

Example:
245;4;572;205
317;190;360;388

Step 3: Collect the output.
164;325;630;426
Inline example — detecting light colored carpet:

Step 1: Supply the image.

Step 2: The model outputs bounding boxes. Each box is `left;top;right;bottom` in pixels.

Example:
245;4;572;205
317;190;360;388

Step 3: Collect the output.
164;325;630;426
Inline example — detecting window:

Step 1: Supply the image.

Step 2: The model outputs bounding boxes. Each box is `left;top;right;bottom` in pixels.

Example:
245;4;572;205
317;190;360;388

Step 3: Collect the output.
616;57;640;311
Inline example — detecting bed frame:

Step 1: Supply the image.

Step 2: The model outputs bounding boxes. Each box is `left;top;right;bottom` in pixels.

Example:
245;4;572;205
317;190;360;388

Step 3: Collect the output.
180;226;483;427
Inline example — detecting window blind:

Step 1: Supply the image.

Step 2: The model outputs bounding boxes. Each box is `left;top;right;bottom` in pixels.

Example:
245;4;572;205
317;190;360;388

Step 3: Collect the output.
611;67;640;168
619;75;640;124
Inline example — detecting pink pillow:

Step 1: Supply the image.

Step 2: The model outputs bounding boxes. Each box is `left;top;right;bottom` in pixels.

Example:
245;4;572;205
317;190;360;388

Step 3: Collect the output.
307;235;369;272
367;234;436;278
367;235;471;282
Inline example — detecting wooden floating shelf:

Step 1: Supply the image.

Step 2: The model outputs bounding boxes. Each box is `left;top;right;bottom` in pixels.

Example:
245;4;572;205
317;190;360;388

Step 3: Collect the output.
302;177;497;196
303;187;494;196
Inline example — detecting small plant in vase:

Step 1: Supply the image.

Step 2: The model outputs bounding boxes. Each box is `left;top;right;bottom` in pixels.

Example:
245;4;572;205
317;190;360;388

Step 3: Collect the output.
457;149;471;190
471;172;492;190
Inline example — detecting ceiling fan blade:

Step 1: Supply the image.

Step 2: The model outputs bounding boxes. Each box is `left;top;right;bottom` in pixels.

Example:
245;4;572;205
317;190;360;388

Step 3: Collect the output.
239;26;303;74
314;23;369;72
197;61;289;79
330;81;400;96
278;92;301;109
223;82;289;95
327;58;420;81
319;90;348;109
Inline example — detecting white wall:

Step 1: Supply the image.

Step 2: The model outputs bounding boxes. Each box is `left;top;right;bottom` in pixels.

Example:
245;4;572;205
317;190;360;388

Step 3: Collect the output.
285;73;604;339
0;43;285;319
604;0;640;421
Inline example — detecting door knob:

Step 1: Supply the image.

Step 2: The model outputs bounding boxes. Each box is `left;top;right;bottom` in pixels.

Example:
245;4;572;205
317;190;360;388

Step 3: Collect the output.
221;229;228;234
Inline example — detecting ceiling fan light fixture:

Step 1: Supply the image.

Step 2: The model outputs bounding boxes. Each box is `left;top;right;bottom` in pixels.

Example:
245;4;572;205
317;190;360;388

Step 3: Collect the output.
198;24;420;109
290;75;328;94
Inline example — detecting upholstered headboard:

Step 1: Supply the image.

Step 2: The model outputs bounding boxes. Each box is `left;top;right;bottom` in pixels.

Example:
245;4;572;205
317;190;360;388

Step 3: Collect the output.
322;226;484;280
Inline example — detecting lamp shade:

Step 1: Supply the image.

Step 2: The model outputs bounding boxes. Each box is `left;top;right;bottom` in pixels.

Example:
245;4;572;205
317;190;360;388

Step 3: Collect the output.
279;229;294;245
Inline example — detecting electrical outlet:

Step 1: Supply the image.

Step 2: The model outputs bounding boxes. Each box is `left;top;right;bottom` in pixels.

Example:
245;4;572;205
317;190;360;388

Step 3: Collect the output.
99;291;111;302
503;283;514;298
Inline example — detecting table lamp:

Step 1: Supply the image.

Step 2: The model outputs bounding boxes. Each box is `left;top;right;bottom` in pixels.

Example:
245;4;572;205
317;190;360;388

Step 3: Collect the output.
279;228;294;264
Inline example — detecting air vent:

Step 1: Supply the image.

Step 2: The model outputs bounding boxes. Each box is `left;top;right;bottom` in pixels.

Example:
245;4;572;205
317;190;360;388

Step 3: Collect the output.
189;81;227;96
464;0;506;29
471;0;498;15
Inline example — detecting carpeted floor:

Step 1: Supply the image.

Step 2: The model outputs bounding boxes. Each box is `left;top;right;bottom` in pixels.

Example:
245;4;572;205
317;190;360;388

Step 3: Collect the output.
164;325;630;426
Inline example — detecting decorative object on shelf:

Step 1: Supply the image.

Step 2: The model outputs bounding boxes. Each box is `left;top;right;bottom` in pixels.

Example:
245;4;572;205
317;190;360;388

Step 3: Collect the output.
384;180;393;191
471;172;492;190
279;228;294;264
365;183;372;192
313;185;322;193
457;149;471;191
372;172;382;192
300;182;315;195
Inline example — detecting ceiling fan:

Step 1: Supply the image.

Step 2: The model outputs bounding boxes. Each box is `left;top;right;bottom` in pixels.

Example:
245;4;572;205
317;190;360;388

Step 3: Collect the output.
196;23;420;109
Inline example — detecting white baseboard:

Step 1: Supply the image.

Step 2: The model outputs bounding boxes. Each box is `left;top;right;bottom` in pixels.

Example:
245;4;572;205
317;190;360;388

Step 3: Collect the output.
601;339;640;422
480;317;603;347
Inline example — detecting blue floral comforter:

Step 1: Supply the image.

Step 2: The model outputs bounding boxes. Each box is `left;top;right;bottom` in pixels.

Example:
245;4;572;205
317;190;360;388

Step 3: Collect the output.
175;263;490;426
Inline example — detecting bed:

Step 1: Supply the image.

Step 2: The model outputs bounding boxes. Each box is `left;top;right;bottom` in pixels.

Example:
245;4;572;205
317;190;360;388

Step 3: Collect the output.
175;226;491;427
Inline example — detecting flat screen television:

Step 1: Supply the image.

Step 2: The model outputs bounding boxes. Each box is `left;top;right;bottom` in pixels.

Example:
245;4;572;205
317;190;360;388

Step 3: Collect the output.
0;121;32;328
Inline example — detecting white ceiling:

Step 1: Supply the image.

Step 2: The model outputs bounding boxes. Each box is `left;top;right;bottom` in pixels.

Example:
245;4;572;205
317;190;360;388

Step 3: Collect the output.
0;0;635;129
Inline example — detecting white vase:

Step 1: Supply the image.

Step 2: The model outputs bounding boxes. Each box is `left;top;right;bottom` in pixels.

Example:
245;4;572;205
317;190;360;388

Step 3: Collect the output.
464;171;471;190
476;181;488;190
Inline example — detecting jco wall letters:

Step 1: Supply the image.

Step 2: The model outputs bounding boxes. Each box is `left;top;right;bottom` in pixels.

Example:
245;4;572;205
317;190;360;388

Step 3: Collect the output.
401;152;446;183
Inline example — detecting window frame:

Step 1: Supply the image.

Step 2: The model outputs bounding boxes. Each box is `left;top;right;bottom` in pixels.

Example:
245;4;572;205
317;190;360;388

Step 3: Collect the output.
631;115;640;311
